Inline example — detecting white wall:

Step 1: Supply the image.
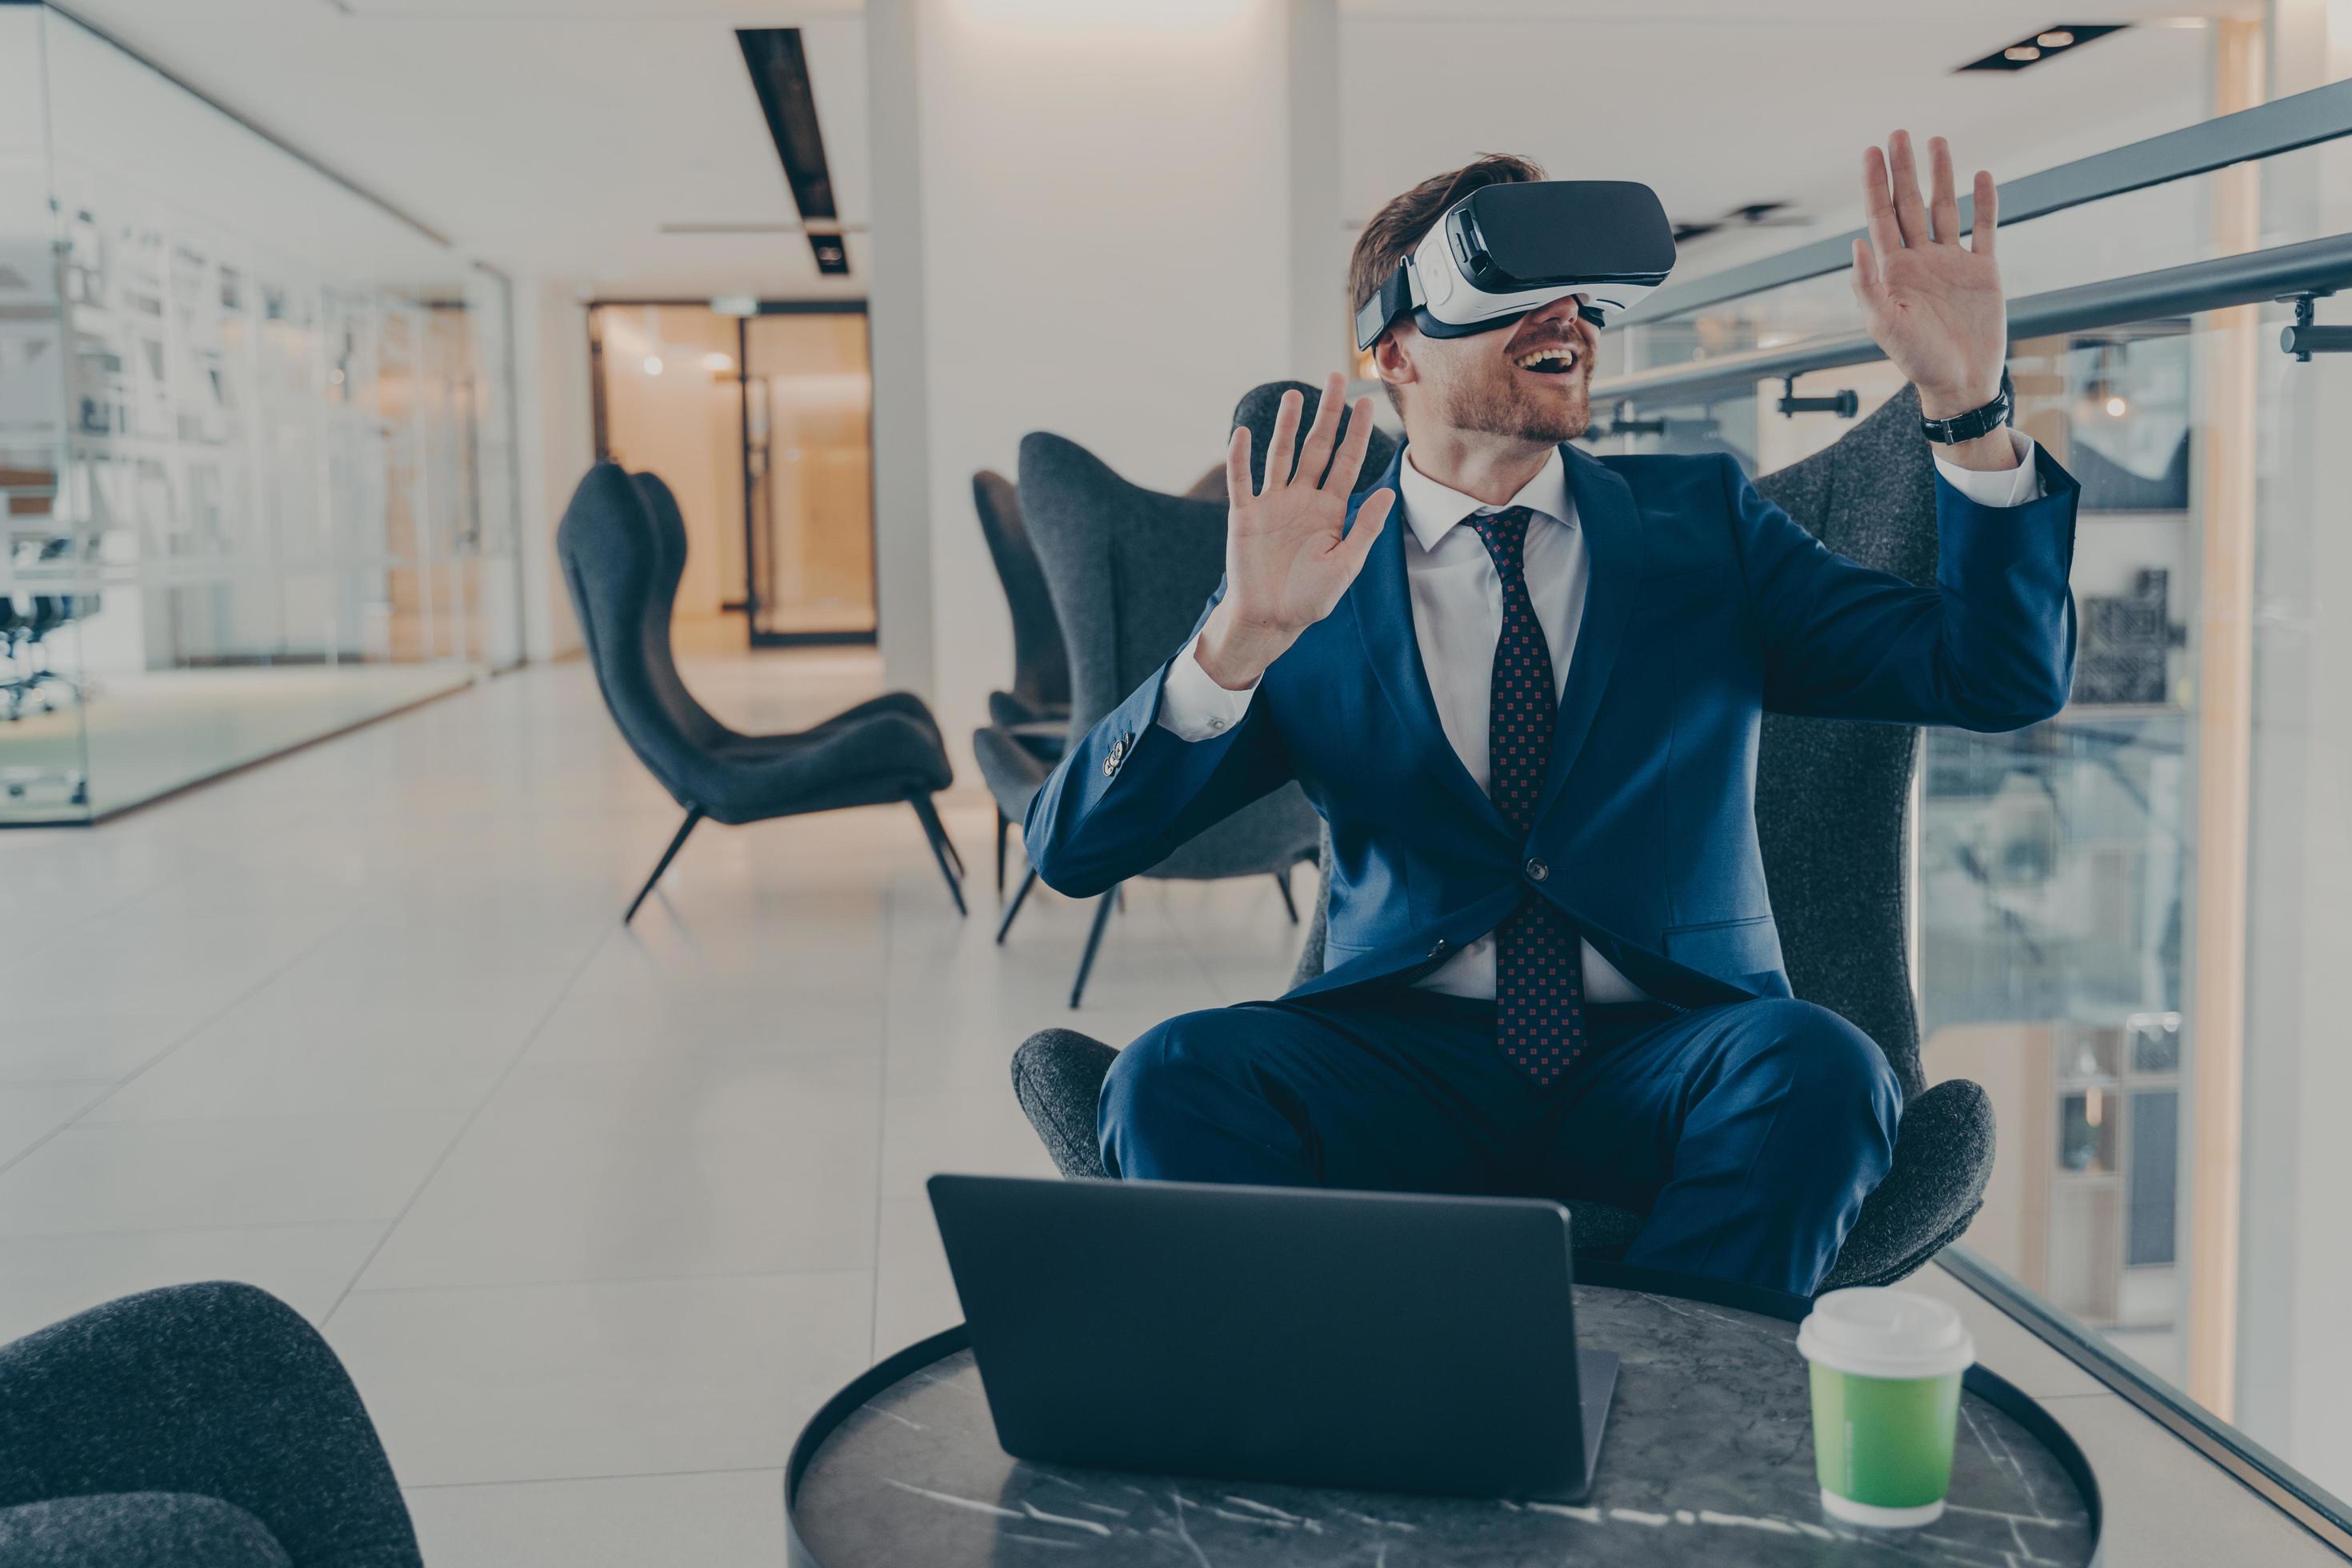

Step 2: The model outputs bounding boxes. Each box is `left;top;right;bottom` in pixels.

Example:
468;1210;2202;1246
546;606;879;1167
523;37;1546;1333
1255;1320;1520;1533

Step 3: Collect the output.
886;0;1300;784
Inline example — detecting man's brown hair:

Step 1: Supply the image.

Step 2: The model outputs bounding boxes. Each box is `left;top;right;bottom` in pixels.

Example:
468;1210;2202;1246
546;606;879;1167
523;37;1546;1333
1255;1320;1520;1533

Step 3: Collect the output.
1348;153;1546;407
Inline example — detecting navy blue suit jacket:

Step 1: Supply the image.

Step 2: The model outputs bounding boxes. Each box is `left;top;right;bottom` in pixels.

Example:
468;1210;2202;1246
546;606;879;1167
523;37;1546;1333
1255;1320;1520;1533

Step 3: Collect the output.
1026;440;2078;1006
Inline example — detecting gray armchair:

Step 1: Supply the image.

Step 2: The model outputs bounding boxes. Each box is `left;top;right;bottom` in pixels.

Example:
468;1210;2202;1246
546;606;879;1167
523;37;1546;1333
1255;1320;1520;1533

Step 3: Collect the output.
558;462;964;923
988;432;1325;1007
1010;383;1996;1292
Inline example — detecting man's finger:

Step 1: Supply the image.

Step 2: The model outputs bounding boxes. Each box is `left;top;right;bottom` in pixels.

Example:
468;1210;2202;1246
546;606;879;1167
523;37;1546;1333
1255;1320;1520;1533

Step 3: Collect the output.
1294;371;1346;488
1322;394;1378;493
1225;425;1254;507
1338;488;1394;576
1862;146;1904;263
1888;130;1930;247
1263;389;1302;494
1850;236;1880;305
1927;136;1960;246
1970;169;1998;256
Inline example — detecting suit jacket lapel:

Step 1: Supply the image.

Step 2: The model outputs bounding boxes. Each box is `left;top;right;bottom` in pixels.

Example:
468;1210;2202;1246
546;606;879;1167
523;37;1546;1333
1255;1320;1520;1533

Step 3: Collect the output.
1347;448;1509;837
1535;443;1642;824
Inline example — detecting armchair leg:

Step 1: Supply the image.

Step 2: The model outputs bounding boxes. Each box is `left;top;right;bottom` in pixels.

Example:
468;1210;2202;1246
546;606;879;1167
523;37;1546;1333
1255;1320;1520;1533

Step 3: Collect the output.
624;806;705;925
997;864;1039;944
1274;867;1298;924
910;794;968;917
1070;886;1120;1009
995;807;1008;896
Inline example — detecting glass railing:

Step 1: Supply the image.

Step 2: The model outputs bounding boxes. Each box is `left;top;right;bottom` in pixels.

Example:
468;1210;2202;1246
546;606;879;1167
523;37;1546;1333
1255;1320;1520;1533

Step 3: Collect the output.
1586;89;2352;1553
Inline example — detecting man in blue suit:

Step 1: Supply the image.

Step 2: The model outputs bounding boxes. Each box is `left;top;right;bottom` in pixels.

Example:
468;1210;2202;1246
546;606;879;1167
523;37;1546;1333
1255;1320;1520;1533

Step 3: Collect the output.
1025;135;2077;1296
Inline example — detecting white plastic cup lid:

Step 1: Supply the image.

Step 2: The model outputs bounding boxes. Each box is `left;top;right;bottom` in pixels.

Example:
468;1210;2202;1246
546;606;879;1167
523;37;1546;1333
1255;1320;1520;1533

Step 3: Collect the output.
1796;1287;1975;1381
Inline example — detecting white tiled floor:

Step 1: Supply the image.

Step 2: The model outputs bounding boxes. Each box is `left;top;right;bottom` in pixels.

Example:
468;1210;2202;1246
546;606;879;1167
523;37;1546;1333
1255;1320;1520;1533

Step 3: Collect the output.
0;649;1303;1563
0;649;2331;1566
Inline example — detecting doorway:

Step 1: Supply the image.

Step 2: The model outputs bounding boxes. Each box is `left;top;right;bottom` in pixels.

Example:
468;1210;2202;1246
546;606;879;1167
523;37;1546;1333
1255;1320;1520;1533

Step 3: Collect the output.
589;301;876;649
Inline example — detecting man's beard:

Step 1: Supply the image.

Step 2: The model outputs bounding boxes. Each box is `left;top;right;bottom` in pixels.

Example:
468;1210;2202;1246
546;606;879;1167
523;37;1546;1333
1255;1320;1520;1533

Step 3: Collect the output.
1438;361;1593;446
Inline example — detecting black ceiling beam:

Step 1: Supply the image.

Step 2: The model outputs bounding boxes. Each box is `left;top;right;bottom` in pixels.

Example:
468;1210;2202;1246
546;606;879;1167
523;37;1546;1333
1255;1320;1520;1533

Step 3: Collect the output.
736;28;850;277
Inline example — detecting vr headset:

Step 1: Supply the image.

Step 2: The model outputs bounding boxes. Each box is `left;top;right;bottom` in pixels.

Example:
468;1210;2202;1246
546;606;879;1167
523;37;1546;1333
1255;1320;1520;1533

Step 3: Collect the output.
1354;180;1678;353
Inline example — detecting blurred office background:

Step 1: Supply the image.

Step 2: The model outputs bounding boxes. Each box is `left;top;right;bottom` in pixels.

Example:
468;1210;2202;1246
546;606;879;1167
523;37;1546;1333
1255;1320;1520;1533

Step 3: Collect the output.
2;1;2350;1562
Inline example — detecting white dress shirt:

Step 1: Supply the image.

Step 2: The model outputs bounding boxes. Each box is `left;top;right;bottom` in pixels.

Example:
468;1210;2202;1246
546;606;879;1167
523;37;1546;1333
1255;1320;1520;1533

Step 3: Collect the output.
1159;430;2045;1001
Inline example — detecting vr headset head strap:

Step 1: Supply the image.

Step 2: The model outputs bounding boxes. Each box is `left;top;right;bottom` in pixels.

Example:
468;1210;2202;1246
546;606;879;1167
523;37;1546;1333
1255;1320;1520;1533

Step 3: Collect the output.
1354;262;1417;354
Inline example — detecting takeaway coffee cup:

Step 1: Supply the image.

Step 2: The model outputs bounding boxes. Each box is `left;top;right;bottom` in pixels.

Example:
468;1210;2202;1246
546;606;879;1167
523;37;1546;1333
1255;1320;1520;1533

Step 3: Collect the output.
1796;1286;1976;1527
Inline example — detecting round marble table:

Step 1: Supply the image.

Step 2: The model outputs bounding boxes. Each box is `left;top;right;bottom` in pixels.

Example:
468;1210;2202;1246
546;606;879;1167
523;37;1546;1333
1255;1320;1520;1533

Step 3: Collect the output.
786;1267;2102;1566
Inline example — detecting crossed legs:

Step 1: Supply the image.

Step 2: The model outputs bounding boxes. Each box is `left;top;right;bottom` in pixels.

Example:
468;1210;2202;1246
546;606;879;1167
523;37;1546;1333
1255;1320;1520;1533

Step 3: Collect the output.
1099;987;1899;1296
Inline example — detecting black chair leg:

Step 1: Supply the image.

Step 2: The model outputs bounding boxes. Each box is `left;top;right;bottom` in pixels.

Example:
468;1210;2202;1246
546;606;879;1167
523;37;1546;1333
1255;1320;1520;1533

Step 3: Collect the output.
910;794;968;917
1274;867;1298;923
997;864;1039;944
995;808;1008;896
1070;885;1119;1009
624;806;705;925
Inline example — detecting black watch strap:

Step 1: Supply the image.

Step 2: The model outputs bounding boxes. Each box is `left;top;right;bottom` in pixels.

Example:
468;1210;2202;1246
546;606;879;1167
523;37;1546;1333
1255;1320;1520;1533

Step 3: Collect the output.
1919;371;2014;444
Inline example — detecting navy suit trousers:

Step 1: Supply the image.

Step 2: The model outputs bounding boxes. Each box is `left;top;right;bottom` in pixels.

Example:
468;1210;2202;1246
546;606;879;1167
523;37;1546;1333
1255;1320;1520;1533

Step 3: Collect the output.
1098;987;1901;1297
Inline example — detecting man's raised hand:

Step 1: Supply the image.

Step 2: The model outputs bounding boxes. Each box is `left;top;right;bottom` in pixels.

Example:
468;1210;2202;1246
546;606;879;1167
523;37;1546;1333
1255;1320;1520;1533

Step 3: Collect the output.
1852;130;2007;423
1194;373;1395;691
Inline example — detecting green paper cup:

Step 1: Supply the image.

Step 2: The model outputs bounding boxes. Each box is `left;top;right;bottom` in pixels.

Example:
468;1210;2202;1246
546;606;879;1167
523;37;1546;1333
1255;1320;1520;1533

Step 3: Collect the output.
1797;1287;1975;1528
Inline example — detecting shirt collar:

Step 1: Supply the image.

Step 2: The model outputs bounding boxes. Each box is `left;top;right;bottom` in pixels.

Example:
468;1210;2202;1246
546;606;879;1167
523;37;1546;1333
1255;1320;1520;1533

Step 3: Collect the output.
1396;445;1574;554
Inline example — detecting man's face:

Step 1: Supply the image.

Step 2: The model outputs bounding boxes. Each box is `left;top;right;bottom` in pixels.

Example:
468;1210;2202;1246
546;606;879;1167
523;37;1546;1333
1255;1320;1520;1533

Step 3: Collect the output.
1397;293;1597;447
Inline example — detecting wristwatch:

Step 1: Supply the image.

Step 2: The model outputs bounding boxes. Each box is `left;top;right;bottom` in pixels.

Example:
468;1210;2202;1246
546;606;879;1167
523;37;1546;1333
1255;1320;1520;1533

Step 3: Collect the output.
1918;370;2014;445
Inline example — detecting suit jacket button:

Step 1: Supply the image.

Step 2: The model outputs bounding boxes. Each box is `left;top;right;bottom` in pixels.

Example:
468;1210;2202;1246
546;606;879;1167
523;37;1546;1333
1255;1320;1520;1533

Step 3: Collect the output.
1525;857;1549;882
1103;738;1126;778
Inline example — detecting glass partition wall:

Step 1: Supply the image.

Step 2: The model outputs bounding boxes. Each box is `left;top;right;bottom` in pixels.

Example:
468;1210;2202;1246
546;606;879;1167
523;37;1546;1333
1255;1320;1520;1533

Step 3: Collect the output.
0;7;520;824
1584;71;2352;1534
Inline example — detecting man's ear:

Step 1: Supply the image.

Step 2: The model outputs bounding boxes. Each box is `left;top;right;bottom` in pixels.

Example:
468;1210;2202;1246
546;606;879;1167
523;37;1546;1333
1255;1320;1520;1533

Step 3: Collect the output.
1374;326;1418;395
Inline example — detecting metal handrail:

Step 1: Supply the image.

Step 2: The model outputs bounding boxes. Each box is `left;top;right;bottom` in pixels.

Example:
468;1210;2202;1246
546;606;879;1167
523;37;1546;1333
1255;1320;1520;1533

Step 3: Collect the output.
1620;77;2352;329
1593;230;2352;408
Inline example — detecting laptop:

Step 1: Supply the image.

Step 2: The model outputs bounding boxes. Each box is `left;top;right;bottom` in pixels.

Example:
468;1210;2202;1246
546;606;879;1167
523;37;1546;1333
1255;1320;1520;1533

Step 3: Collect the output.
926;1173;1618;1501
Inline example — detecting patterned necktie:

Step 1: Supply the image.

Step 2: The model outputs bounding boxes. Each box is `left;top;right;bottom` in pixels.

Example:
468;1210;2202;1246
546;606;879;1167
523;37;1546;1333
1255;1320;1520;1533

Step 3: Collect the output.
1467;506;1585;1087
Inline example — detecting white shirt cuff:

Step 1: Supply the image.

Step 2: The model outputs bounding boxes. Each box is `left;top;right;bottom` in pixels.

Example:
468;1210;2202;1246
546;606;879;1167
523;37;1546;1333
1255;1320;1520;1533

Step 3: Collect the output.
1155;634;1258;741
1933;427;2043;508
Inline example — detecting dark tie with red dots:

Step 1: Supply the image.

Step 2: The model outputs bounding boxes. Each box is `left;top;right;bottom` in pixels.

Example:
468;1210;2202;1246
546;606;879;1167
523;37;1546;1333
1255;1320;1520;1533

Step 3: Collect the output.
1467;506;1584;1087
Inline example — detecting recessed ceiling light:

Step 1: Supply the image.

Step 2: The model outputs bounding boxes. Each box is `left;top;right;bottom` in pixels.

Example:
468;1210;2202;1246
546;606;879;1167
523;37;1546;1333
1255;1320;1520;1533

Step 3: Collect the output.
703;352;736;373
1960;22;2126;72
643;356;664;376
2105;394;2129;417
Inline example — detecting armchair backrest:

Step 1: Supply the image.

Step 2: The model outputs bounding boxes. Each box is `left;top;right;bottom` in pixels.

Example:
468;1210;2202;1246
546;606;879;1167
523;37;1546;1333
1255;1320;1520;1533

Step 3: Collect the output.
630;471;734;753
555;462;699;809
1015;433;1228;737
971;470;1070;714
1751;386;1935;1098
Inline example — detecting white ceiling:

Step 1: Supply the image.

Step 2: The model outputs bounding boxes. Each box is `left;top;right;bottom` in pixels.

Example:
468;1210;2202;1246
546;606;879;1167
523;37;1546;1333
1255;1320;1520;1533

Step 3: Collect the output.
1341;0;2251;276
54;0;874;299
52;0;2257;301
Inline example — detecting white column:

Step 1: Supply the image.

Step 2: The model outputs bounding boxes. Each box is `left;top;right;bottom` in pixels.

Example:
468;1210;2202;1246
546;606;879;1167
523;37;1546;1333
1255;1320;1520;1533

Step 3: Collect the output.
894;0;1300;786
510;276;592;663
864;0;938;702
1286;0;1343;384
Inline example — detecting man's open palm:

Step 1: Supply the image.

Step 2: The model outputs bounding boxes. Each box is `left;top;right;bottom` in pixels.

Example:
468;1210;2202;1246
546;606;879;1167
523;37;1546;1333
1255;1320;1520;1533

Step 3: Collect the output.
1218;374;1395;649
1851;131;2007;419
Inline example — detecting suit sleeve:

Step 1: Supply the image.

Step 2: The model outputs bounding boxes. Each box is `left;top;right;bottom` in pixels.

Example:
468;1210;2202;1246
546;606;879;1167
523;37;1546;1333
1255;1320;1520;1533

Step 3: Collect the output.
1724;447;2078;730
1022;583;1297;898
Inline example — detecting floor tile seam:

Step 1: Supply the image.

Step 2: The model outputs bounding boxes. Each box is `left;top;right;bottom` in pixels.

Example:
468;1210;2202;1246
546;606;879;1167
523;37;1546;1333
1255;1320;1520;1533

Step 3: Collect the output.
0;910;364;1181
400;1463;786;1493
339;1264;877;1299
320;912;626;1328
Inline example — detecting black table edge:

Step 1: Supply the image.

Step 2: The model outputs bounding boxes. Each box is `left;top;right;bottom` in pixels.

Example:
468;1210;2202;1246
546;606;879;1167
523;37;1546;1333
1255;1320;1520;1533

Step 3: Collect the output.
784;1264;2106;1566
